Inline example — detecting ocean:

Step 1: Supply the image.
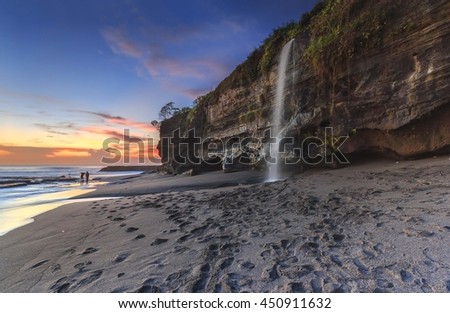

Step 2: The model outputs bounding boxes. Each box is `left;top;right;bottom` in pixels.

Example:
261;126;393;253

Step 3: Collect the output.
0;166;142;236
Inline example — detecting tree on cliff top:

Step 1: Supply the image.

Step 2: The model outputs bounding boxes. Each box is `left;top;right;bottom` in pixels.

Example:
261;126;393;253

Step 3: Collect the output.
151;102;194;130
158;102;180;120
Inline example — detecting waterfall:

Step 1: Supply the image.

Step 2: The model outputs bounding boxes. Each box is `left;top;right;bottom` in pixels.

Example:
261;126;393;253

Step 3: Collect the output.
267;39;294;182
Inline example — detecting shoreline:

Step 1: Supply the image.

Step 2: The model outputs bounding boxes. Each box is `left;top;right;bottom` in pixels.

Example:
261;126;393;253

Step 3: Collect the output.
0;172;142;237
0;156;449;292
77;169;267;199
98;165;161;173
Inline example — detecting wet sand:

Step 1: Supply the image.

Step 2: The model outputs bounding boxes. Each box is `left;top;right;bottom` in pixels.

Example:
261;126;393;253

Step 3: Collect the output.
0;156;449;292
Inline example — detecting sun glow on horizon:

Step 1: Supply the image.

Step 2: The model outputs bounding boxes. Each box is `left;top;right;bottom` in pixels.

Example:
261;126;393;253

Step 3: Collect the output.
0;115;161;165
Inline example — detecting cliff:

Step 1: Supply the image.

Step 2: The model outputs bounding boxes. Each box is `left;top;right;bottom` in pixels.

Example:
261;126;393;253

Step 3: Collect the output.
159;0;450;173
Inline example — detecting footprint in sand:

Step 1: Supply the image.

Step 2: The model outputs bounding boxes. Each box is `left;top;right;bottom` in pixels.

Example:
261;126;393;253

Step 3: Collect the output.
376;278;394;289
362;249;376;259
219;257;234;270
302;242;320;254
76;270;103;287
51;264;61;272
400;269;414;283
208;243;219;251
332;234;345;242
260;249;271;258
113;252;130;263
225;273;250;292
134;234;146;240
165;270;186;282
136;285;160;293
81;247;98;255
192;264;210;293
214;283;223;292
239;261;255;270
373;243;384;253
151;238;169;246
310;278;323;292
126;227;139;233
335;283;352;293
162;228;178;234
74;261;92;271
177;234;190;243
290;282;306;292
270;243;282;256
330;255;343;267
65;247;76;255
172;246;189;254
30;260;49;269
262;264;280;281
280;239;289;250
51;280;71;293
420;278;433;292
353;258;369;275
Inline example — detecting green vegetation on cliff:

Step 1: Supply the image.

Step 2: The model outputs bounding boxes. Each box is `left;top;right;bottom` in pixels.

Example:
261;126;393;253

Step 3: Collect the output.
214;21;301;92
166;0;401;129
185;21;302;128
304;0;394;76
185;1;326;121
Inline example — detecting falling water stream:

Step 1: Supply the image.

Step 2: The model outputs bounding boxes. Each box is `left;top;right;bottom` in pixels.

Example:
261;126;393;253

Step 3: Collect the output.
267;39;294;182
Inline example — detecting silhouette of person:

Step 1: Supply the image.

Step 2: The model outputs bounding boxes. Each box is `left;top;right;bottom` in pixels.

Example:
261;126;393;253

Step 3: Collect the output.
85;171;90;183
80;172;85;180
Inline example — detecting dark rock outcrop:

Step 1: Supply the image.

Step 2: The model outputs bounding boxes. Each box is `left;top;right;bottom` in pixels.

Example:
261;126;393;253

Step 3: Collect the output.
158;0;450;170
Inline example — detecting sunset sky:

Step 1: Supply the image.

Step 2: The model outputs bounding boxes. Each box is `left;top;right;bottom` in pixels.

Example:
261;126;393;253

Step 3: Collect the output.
0;0;317;165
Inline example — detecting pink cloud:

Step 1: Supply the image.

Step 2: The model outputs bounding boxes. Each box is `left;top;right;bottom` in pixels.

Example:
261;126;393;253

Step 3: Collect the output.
81;127;158;150
100;26;230;83
81;111;157;133
101;27;142;58
143;55;229;80
181;87;211;99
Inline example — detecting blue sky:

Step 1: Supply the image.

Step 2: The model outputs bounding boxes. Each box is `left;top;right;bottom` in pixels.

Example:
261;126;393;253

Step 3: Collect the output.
0;0;317;165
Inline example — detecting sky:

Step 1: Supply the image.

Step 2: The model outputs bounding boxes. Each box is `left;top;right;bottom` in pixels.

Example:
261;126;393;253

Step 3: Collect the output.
0;0;317;166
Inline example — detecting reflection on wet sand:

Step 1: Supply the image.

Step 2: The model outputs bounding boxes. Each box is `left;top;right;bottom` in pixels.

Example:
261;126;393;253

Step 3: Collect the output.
0;188;117;236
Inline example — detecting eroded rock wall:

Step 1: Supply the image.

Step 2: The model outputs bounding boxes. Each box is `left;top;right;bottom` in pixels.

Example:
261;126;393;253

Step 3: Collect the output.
159;0;450;170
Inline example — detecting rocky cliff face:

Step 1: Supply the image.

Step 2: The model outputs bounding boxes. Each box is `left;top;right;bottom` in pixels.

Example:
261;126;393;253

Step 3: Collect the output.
159;0;450;172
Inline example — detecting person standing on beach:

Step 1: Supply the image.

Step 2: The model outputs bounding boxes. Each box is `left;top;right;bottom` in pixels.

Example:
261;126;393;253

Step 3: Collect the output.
80;172;85;181
85;171;89;183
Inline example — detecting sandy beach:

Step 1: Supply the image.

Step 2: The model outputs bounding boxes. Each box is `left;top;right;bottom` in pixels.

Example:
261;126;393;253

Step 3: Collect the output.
0;156;449;293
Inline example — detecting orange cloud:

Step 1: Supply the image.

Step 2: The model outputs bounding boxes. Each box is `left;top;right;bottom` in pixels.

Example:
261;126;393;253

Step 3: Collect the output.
46;149;93;158
81;126;127;139
0;145;105;165
0;149;13;156
0;143;159;166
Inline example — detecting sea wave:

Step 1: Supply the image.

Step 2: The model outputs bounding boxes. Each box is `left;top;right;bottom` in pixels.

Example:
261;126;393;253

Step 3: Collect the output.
0;176;79;189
